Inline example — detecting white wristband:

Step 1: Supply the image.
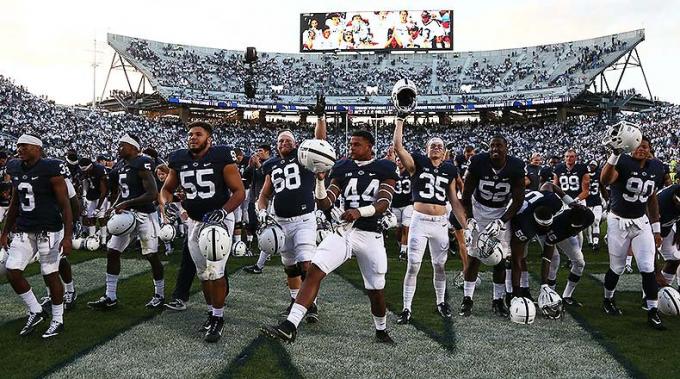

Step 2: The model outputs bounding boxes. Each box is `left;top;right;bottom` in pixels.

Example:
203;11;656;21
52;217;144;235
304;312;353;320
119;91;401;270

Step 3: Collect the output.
561;195;575;205
315;178;327;200
607;153;620;166
357;205;376;218
652;222;661;234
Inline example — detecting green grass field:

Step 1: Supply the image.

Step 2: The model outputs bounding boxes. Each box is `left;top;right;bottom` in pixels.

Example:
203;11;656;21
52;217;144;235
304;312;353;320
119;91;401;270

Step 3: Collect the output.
1;232;678;378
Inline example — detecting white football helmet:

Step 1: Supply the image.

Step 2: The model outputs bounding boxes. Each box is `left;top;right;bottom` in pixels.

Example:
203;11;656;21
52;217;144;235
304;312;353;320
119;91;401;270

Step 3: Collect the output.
475;231;503;265
158;224;176;242
85;236;100;251
602;120;642;153
257;223;285;255
510;297;537;325
658;287;680;316
538;286;564;319
231;241;248;257
0;248;8;278
198;225;232;262
316;229;332;245
380;211;398;230
107;211;137;236
297;139;337;173
391;79;417;113
72;237;84;250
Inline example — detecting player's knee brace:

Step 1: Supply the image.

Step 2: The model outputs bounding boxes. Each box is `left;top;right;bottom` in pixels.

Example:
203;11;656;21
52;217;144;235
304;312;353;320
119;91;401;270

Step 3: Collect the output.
284;264;302;278
570;258;585;276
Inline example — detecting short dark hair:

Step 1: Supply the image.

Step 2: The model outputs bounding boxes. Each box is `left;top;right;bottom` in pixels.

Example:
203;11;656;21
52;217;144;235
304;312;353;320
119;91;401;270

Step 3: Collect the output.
351;130;375;146
142;147;158;158
534;205;553;223
188;121;213;135
490;135;508;146
257;144;271;153
78;157;92;167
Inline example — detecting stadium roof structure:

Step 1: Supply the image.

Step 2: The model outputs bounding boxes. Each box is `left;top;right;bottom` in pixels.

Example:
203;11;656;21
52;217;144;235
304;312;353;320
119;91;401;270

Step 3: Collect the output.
100;30;653;118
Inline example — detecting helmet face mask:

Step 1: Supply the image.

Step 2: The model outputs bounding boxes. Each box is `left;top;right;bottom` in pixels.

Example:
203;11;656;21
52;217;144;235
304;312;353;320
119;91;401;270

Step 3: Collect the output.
602;121;642;153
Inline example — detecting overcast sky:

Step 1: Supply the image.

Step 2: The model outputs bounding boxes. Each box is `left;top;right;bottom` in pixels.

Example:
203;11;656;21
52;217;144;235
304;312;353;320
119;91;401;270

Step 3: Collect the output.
1;0;678;105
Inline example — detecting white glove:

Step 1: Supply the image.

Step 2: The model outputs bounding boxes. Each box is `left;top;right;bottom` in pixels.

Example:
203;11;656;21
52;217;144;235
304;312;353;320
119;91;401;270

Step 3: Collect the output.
485;219;504;238
95;208;106;219
619;217;634;231
257;209;268;225
464;218;477;248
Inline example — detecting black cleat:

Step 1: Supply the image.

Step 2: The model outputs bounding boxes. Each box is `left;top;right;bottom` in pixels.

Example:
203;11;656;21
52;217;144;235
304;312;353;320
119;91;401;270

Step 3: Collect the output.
39;296;52;311
204;316;225;342
647;308;666;331
375;329;395;344
492;299;510;317
592;244;600;253
244;265;263;274
437;302;452;319
306;303;319;323
396;309;411;325
641;300;649;311
164;298;187;311
398;252;407;261
563;297;583;307
279;298;295;317
603;297;623;316
19;311;47;336
459;296;473;317
200;312;212;332
88;296;118;310
145;294;165;309
260;320;297;343
41;320;64;339
64;291;77;311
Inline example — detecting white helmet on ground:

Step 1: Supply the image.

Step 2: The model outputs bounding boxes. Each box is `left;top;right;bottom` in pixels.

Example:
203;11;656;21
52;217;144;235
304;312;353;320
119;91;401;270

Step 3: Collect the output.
392;79;417;113
158;224;176;242
231;241;248;257
257;223;285;255
538;286;564;319
510;297;537;325
658;287;680;316
198;225;232;262
107;211;137;236
475;231;503;266
297;139;337;173
85;236;100;251
0;248;7;278
602;120;642;153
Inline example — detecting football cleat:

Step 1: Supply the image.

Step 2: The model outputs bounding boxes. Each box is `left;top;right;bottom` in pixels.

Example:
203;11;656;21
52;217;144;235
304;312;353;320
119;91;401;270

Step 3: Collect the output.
647;308;666;331
279;298;295;317
398;251;407;261
200;312;212;332
19;311;47;336
164;298;187;311
64;291;77;311
603;297;622;316
204;316;225;343
641;300;649;311
88;296;118;310
563;297;583;307
396;309;411;325
39;296;52;313
244;265;263;274
592;244;600;253
459;296;474;317
145;294;165;309
260;320;297;343
437;302;452;319
492;299;510;317
41;320;64;339
375;329;395;344
306;303;319;323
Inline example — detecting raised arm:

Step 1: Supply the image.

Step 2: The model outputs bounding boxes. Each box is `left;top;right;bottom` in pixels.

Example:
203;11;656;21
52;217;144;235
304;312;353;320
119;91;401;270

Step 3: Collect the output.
312;94;327;140
316;176;340;211
393;118;416;175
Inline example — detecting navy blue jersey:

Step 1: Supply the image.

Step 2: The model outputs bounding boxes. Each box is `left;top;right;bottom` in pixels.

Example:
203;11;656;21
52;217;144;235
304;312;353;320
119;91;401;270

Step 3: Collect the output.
66;162;81;181
111;155;156;214
586;168;602;207
468;152;526;208
411;153;458;206
168;145;237;221
610;155;665;219
392;169;413;208
454;154;471;178
84;163;107;201
7;158;68;232
553;163;588;199
262;148;316;218
525;164;542;191
331;159;398;232
539;165;554;184
511;190;564;242
658;184;680;237
544;208;595;245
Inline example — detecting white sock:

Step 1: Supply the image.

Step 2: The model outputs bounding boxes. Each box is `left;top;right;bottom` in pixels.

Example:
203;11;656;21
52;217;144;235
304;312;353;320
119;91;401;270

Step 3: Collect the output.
505;269;512;293
105;273;119;301
434;280;446;304
290;288;299;300
463;281;476;298
212;307;224;318
256;252;269;269
64;281;75;293
493;283;505;300
154;279;165;297
52;303;64;323
88;226;96;236
647;299;659;309
19;289;43;314
604;289;615;299
563;280;577;298
625;256;633;266
287;303;307;328
402;285;416;311
520;271;529;288
372;315;387;331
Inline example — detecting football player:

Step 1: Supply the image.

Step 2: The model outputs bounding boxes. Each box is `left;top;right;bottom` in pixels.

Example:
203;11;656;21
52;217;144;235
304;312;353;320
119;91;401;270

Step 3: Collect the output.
393;116;467;324
160;121;245;342
253;94;327;321
1;134;73;338
601;135;666;330
233;148;252;249
553;149;590;250
88;134;165;310
391;155;413;261
78;157;109;245
460;135;525;317
584;160;607;251
656;184;680;286
261;129;397;344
